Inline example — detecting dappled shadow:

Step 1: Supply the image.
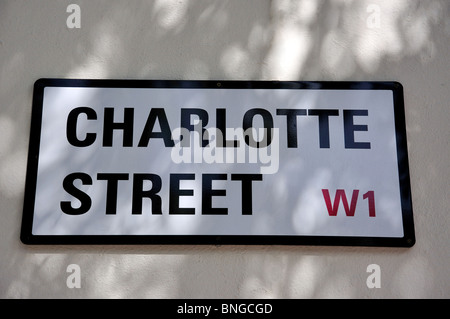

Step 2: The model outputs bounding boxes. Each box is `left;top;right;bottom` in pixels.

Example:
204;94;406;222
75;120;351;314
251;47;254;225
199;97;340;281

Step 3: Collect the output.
1;0;449;298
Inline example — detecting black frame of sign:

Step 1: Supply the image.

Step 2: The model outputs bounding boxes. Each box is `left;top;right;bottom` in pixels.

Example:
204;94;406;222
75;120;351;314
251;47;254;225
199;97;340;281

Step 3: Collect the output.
20;79;415;247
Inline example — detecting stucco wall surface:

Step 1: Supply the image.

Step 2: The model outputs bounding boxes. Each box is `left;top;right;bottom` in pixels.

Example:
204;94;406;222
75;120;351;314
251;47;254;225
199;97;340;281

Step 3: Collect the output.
0;0;449;298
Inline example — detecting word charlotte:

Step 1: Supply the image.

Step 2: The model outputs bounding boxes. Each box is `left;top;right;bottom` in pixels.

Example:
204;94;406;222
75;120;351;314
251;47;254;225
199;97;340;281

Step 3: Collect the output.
61;106;371;216
67;107;371;150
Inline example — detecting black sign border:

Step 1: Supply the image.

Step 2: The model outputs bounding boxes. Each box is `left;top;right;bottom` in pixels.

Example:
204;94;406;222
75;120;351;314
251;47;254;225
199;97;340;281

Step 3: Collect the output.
20;79;415;247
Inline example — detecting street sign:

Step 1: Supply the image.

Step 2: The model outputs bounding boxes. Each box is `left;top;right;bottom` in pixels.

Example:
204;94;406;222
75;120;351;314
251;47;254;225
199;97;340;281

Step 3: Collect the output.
21;79;415;246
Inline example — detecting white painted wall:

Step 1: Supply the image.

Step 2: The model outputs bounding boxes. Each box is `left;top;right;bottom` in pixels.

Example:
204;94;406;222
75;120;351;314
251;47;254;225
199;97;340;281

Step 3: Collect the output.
1;0;449;298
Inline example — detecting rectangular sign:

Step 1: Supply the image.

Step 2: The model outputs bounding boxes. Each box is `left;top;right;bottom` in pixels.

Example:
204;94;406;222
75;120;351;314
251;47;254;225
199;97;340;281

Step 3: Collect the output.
21;79;415;246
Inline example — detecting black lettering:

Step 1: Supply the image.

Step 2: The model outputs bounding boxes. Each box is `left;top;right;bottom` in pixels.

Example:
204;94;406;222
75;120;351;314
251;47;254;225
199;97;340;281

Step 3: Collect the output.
180;108;209;147
276;109;307;148
103;108;134;147
216;109;239;147
231;174;263;215
132;174;162;214
61;172;93;215
66;107;97;147
97;173;129;214
138;108;174;147
308;109;339;148
169;173;195;214
202;174;227;215
343;110;371;149
243;108;273;147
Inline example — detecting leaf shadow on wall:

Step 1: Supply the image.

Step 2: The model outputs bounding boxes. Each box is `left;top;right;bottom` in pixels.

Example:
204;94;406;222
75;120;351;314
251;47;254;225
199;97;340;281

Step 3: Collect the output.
2;0;449;298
